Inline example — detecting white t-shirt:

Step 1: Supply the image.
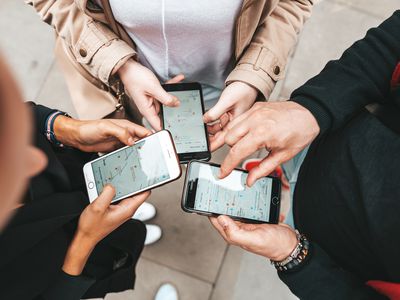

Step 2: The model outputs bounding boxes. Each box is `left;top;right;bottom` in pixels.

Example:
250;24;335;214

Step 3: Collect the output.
106;0;243;108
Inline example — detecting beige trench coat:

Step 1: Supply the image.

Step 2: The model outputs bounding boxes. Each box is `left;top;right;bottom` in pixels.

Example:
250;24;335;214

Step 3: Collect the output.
27;0;313;119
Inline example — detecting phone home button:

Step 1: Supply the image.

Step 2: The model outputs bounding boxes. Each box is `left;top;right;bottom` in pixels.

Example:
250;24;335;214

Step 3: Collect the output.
88;181;94;189
272;196;279;205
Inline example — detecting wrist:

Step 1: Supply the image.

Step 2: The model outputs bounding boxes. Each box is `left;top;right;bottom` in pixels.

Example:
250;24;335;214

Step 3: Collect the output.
53;115;81;148
271;230;299;261
62;232;96;276
117;59;138;82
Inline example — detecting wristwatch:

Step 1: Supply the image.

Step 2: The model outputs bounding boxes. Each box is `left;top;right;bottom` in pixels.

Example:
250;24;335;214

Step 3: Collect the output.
271;230;310;272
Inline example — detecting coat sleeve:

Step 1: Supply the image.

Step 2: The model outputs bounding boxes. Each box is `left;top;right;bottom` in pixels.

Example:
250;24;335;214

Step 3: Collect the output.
26;0;135;85
36;271;95;300
278;243;388;300
226;0;313;99
291;10;400;134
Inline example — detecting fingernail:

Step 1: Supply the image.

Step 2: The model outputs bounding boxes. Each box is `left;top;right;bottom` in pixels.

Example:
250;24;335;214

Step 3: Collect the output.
128;137;134;145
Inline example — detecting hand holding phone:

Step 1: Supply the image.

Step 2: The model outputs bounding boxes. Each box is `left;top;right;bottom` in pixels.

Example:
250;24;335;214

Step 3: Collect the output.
182;161;281;224
54;116;151;153
83;130;181;202
209;215;298;261
161;82;211;163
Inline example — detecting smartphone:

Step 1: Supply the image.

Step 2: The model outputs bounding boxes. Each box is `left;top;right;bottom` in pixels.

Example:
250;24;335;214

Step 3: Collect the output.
160;82;211;164
83;130;181;202
182;161;281;224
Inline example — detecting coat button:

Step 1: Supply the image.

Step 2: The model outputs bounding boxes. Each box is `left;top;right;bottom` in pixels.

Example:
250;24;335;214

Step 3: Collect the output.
79;48;87;57
273;66;280;75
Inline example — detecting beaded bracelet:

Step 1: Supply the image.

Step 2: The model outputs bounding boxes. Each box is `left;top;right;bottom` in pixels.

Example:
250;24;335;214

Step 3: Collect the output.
271;230;310;272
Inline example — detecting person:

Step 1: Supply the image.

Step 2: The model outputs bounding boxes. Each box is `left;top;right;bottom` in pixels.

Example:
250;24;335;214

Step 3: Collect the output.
0;56;178;299
27;0;313;131
210;10;400;299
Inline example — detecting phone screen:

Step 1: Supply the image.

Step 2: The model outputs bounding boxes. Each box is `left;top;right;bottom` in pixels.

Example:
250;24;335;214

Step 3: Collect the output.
163;89;207;154
187;162;274;222
91;136;171;201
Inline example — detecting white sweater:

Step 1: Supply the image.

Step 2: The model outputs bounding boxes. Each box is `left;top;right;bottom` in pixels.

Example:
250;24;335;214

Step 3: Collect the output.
107;0;243;108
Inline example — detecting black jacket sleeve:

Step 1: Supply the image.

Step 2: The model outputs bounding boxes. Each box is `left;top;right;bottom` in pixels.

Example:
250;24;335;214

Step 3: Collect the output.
291;10;400;134
278;243;387;300
37;271;95;300
26;102;59;135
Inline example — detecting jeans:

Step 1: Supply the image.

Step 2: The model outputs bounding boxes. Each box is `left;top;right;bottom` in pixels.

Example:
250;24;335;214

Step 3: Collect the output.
281;147;309;228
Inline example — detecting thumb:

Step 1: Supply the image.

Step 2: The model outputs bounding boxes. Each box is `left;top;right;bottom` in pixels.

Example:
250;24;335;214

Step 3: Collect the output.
217;215;244;244
203;98;230;123
151;84;180;107
92;184;115;212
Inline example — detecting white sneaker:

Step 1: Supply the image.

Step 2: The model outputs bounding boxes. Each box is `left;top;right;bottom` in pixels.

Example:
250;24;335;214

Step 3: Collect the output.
154;283;178;300
132;202;156;222
145;224;162;246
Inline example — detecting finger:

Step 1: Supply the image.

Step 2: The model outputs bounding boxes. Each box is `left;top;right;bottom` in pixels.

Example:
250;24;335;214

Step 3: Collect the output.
209;217;230;242
136;95;162;131
224;121;250;147
92;184;116;212
115;191;151;219
151;84;180;107
111;120;152;140
203;98;231;123
165;74;185;84
224;106;255;132
206;113;230;135
217;215;252;245
209;130;226;152
219;134;260;178
102;121;133;146
247;151;286;187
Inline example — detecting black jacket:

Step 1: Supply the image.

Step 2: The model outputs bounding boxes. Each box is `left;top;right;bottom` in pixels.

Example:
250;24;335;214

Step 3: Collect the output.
0;104;146;299
278;11;400;299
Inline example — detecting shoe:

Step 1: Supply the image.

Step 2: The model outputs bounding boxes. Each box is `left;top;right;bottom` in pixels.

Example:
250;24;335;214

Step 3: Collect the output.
145;224;162;246
132;202;156;222
154;283;178;300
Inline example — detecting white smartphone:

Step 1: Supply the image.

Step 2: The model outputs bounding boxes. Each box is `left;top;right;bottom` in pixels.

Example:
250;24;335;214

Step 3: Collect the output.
83;130;181;202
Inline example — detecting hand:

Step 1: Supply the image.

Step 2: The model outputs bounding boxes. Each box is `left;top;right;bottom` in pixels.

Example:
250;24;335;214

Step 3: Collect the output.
217;101;320;186
54;116;151;153
118;59;184;130
210;215;298;261
62;185;150;275
204;82;258;151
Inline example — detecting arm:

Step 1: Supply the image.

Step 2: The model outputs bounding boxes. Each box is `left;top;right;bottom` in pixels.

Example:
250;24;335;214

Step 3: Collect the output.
26;0;135;85
226;0;314;99
209;216;387;300
279;243;387;300
27;102;151;152
39;186;149;300
292;10;400;134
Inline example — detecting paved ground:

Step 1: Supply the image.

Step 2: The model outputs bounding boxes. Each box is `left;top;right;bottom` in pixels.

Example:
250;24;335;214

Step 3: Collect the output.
0;1;398;299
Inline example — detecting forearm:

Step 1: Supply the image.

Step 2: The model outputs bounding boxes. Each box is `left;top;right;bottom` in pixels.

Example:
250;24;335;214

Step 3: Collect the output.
226;0;313;99
279;243;387;300
291;11;400;134
26;0;136;85
62;232;95;276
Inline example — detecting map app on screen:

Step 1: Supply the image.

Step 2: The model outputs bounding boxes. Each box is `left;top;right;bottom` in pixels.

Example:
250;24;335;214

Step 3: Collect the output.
163;90;207;154
92;137;170;201
191;163;273;222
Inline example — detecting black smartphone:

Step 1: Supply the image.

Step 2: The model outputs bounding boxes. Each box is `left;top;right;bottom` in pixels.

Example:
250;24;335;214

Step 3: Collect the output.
160;82;211;164
181;161;281;224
